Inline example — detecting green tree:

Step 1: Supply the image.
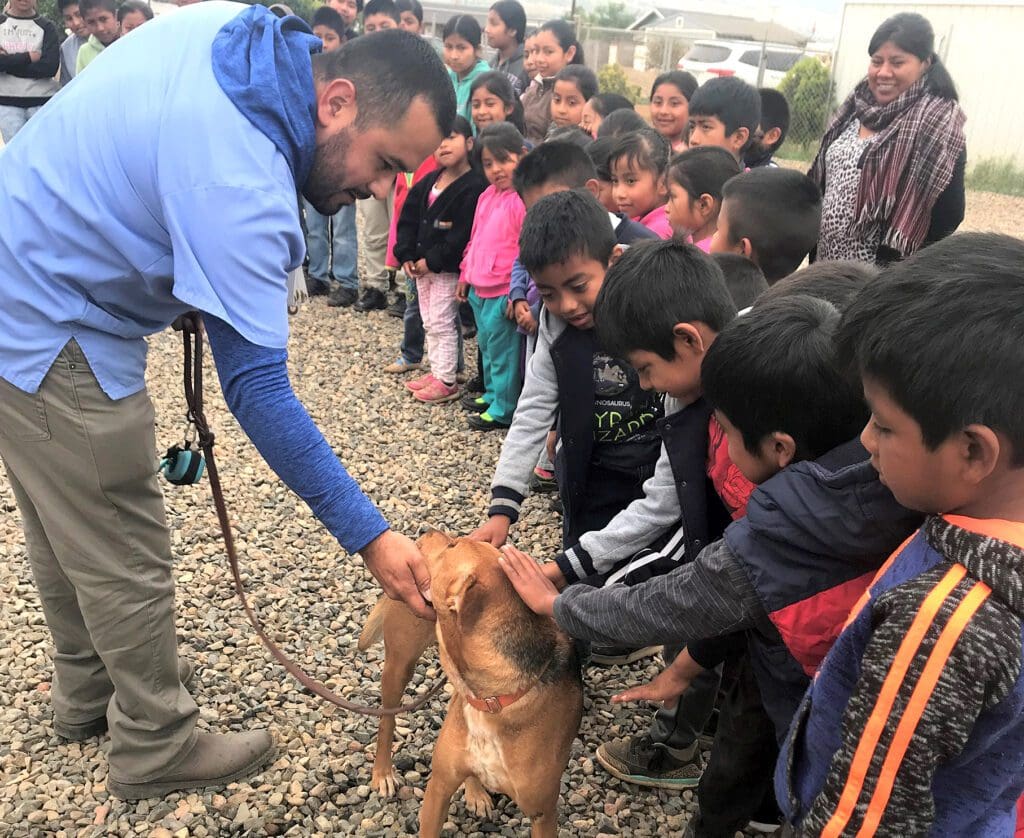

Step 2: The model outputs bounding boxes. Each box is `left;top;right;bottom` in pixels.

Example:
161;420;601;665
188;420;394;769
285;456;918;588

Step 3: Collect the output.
39;0;60;25
583;2;633;30
597;63;642;104
777;57;834;148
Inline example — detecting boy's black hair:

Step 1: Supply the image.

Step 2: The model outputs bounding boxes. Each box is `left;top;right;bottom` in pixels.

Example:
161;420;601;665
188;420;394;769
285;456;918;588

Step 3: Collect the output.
117;0;152;21
650;70;698;101
395;0;423;22
721;168;822;282
474;121;525;165
513;141;597;197
312;30;454;136
589;93;634;118
836;232;1024;465
490;0;526;43
595;108;647;139
667;145;741;202
585;135;615;181
757;88;790;152
443;13;482;47
712;253;767;310
545;126;593;148
608;127;670;177
518;189;616;274
760;260;878;312
595;241;737;360
704;294;867;460
312;5;346;36
554;65;598;101
363;0;399;23
80;0;117;14
688;76;761;142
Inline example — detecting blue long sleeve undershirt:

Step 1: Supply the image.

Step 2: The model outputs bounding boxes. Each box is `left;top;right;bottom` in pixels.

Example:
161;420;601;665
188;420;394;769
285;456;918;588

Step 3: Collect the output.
204;315;388;554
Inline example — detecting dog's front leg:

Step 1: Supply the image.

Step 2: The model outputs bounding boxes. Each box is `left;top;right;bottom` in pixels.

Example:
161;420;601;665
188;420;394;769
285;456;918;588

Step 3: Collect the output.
420;720;468;838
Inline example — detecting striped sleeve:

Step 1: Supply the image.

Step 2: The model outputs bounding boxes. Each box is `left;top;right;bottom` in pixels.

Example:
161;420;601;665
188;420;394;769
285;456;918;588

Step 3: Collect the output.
801;566;1021;837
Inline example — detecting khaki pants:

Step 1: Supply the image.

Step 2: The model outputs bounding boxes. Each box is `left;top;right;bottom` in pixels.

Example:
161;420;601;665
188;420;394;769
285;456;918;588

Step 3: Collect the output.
357;192;393;293
0;342;197;782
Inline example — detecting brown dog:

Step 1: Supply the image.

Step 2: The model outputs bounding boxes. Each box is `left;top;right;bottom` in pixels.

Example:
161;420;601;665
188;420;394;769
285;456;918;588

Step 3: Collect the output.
357;531;583;836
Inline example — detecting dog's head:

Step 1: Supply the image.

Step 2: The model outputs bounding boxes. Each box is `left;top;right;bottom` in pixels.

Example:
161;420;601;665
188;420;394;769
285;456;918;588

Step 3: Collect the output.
418;530;567;686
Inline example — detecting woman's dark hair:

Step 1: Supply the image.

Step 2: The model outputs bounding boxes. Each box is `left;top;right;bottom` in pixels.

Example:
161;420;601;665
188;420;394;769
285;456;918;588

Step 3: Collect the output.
554;65;598;101
469;71;526;134
650;70;698;101
608;128;671;178
868;13;958;101
667;146;742;202
443;14;482;48
475;121;526;165
595;108;647;138
588;93;634;118
450;114;474;141
538;19;585;65
489;0;526;44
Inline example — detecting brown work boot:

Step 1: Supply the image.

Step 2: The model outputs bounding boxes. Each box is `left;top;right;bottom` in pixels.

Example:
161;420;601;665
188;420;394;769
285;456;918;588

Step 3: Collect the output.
107;730;275;800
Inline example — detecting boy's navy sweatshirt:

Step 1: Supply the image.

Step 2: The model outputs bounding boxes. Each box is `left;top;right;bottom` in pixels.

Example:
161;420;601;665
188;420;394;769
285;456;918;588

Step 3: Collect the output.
552;439;920;738
392;167;487;274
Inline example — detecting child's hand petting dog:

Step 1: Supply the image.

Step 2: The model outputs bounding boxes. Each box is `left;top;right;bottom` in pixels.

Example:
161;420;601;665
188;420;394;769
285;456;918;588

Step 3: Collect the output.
612;648;704;708
498;544;559;617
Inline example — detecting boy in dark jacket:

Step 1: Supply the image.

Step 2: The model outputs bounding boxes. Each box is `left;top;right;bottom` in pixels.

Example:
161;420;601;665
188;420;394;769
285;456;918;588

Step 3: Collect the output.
501;282;918;836
778;233;1024;836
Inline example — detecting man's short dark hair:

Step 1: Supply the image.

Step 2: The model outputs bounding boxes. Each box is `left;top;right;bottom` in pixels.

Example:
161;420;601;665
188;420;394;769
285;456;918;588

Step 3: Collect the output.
595;241;737;360
80;0;117;14
513;141;597;197
312;5;346;36
704;295;867;460
363;0;399;22
311;30;455;136
712;253;767;310
722;168;822;282
758;88;790;152
760;260;878;312
518;190;616;275
688;76;761;140
836;232;1024;465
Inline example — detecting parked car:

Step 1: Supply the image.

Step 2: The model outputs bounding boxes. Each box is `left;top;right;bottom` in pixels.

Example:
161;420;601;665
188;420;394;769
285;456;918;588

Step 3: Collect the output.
677;39;806;88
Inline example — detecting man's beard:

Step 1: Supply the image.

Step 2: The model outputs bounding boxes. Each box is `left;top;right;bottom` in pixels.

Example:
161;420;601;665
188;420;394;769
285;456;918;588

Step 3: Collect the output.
302;128;370;215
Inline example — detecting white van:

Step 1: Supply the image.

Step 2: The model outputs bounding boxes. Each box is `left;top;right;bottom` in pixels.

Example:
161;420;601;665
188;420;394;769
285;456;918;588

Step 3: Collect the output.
677;39;806;88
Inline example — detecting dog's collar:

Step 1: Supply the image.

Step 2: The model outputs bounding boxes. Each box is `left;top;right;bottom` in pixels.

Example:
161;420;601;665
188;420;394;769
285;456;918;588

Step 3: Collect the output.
465;662;551;715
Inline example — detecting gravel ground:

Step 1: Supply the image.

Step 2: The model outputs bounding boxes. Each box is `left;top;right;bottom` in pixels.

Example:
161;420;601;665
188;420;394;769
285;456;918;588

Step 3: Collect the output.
0;303;725;837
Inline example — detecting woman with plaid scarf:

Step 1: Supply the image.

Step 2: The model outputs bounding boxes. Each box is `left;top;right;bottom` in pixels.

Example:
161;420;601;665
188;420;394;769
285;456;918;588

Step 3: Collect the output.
809;13;966;265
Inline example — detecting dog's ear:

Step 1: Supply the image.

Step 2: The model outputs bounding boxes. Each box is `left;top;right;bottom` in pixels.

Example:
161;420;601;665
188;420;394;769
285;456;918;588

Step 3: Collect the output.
444;572;484;629
417;529;455;557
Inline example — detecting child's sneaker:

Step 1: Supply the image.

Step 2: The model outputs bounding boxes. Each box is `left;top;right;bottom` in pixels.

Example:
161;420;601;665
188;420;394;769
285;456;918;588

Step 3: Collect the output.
467;411;510;431
464;374;484;393
461;392;488;411
384;357;421;374
596;734;703;790
528;466;558;494
405;373;436;392
414;378;460;404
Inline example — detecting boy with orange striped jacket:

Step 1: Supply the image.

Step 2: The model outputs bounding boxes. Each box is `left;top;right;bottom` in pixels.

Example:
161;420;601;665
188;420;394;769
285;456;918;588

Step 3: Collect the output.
778;233;1024;836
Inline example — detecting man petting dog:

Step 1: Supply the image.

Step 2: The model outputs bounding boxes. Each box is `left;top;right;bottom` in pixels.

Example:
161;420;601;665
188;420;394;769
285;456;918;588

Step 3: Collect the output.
0;2;453;800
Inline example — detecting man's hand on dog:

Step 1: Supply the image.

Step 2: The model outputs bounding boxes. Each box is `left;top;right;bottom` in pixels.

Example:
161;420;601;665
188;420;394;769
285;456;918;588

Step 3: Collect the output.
360;530;435;620
468;515;511;547
498;544;559;617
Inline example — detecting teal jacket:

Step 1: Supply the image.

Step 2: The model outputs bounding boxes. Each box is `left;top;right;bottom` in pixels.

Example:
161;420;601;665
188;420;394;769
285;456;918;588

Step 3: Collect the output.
449;58;490;126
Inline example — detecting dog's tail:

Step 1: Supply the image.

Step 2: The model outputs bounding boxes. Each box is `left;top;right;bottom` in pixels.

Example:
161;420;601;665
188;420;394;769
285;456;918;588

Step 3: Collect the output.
357;597;388;652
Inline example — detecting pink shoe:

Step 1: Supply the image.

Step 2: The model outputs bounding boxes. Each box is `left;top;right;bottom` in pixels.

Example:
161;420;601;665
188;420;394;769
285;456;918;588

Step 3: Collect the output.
405;373;436;392
413;377;460;404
